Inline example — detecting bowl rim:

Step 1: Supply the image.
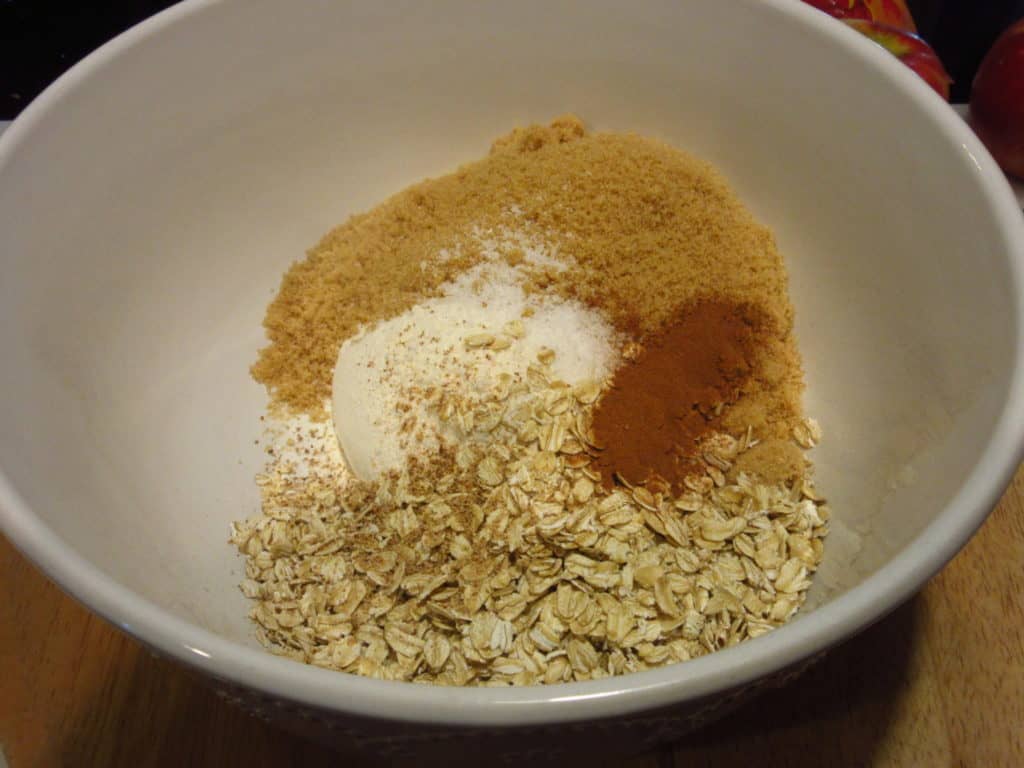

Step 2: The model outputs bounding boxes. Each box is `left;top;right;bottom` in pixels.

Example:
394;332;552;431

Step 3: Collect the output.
1;0;1023;728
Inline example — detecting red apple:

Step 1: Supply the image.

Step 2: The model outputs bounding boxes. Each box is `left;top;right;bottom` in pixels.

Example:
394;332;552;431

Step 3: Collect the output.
969;18;1024;180
862;0;917;32
802;0;871;22
843;19;952;100
801;0;916;31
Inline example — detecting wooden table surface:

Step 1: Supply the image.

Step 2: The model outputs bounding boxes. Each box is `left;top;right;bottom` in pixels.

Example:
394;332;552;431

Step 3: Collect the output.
1;464;1020;767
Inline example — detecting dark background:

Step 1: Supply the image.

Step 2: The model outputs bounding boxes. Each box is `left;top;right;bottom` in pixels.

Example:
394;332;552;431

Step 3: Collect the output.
2;0;1024;119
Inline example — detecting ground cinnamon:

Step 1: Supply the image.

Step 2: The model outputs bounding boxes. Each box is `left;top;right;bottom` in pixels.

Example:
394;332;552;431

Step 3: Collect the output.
591;299;772;491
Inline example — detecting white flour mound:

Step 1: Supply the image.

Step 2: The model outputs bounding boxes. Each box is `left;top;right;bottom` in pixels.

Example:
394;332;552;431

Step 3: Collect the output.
332;249;618;480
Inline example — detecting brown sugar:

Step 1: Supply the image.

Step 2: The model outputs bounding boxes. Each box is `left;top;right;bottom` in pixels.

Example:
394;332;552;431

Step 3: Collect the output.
251;115;806;478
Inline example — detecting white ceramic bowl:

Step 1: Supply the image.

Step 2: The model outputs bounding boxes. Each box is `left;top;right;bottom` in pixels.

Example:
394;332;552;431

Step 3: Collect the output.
2;0;1023;759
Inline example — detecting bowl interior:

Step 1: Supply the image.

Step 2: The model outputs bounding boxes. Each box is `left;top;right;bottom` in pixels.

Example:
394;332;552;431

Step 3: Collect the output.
0;0;1018;679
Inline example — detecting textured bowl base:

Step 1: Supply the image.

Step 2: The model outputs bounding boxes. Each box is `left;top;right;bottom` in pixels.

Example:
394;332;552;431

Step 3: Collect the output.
206;653;824;764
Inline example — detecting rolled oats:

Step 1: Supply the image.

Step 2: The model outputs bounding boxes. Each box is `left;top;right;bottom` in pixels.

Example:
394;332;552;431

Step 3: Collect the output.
231;346;828;686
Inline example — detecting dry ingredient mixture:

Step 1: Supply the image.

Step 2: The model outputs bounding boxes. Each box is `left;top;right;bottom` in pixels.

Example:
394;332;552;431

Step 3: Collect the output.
231;116;829;686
